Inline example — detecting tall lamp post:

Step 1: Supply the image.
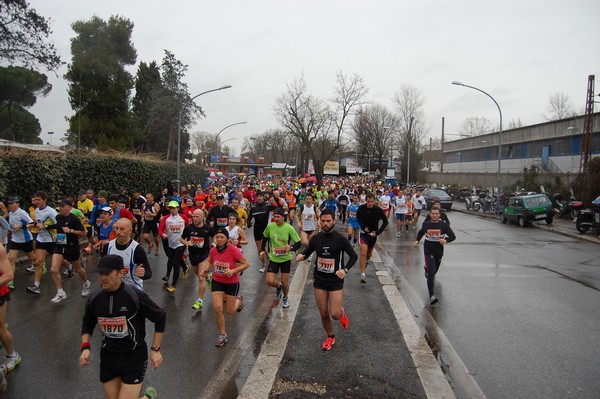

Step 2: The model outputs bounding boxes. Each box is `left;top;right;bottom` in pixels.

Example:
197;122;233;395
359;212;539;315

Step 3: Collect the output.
356;143;371;173
176;85;232;192
452;81;503;192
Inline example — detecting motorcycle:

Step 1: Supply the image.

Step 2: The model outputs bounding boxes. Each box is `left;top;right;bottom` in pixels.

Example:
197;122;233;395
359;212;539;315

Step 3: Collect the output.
553;189;584;219
575;196;600;235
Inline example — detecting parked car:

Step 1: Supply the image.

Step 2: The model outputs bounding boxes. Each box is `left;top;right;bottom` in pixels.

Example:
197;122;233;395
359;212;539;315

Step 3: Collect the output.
421;188;453;210
500;194;554;227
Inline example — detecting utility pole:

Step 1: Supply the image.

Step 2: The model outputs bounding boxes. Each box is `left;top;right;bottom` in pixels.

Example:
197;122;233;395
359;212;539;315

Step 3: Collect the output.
579;75;595;173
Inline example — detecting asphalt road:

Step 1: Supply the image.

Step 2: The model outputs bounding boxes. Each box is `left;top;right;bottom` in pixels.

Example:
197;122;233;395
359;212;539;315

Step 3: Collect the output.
376;210;600;399
3;211;599;398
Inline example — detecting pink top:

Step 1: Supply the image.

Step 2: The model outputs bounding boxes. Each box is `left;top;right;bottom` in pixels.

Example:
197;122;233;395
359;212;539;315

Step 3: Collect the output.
209;245;244;284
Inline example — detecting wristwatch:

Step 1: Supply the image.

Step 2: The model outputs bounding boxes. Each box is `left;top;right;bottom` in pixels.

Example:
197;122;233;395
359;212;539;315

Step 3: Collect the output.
151;345;160;352
343;268;349;274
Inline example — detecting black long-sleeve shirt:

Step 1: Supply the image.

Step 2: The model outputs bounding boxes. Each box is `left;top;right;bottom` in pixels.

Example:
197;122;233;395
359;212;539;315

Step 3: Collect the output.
415;220;456;257
301;230;358;284
247;202;274;233
82;282;166;354
356;204;388;235
206;205;236;228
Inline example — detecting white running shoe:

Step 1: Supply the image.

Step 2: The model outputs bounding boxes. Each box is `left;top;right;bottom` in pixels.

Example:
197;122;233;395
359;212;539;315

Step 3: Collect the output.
51;292;67;303
81;281;91;297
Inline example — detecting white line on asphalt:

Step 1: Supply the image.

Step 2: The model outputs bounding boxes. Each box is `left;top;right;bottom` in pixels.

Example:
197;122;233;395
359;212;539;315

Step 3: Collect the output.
374;250;487;399
237;259;310;399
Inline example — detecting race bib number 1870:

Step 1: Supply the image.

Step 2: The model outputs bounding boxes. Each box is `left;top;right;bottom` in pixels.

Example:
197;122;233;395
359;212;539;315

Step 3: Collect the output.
98;316;128;338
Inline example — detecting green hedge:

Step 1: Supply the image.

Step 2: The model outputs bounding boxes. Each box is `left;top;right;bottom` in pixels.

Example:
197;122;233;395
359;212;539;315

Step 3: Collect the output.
0;150;201;205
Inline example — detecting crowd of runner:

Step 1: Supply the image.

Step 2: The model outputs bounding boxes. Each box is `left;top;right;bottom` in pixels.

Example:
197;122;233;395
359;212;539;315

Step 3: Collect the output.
0;174;454;398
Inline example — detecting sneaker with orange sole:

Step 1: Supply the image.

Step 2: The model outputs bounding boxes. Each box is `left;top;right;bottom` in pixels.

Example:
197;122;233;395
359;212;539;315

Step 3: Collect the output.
321;336;335;351
339;307;349;330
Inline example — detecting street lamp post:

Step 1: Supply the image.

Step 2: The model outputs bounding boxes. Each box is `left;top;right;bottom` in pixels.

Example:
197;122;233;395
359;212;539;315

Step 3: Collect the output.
176;85;232;192
452;81;503;192
212;121;247;164
356;143;371;173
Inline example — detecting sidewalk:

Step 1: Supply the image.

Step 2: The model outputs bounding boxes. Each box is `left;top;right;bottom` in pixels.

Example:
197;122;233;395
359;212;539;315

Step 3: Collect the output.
239;251;454;399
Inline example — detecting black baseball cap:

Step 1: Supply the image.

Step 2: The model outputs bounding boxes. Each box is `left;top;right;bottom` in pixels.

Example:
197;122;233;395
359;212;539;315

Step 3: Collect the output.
273;207;285;216
94;254;124;273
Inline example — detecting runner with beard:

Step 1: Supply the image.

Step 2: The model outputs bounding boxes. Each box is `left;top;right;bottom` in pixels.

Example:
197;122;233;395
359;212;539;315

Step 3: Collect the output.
355;192;388;283
296;209;357;351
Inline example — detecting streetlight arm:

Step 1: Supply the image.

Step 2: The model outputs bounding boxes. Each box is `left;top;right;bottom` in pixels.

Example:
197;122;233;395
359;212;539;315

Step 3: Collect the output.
176;84;232;192
216;121;248;142
451;82;502;129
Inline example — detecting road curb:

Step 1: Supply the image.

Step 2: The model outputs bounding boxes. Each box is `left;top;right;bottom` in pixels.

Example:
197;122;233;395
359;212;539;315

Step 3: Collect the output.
237;258;310;399
376;268;456;399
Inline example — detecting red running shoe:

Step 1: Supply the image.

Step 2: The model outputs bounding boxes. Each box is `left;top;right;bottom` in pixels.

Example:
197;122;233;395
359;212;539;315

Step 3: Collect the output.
339;307;349;330
322;336;335;351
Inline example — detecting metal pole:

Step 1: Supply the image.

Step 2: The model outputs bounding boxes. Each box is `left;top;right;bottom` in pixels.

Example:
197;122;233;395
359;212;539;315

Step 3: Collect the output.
451;81;503;192
176;85;232;192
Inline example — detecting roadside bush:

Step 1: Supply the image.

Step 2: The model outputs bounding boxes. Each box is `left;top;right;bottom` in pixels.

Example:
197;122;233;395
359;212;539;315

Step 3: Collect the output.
0;149;201;205
573;156;600;205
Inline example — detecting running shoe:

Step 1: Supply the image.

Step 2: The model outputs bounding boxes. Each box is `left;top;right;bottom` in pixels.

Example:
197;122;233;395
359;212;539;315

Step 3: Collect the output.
143;386;157;399
182;267;190;279
282;297;290;308
259;267;265;273
65;267;75;279
155;249;159;256
430;295;439;305
321;337;335;351
192;300;203;311
275;283;283;300
81;281;91;297
50;292;67;303
26;265;35;273
166;285;176;294
4;352;21;372
161;276;169;283
7;281;14;290
360;273;366;284
215;334;228;347
396;232;401;238
83;246;91;254
26;285;41;295
62;265;72;275
236;294;244;312
339;307;349;330
147;244;153;255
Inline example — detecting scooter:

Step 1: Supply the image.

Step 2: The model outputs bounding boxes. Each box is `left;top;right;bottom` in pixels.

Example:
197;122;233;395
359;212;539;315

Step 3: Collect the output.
554;189;583;219
575;196;600;235
465;192;481;211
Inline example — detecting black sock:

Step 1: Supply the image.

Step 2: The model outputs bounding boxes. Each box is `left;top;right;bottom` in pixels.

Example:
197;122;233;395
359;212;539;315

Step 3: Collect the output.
328;334;335;339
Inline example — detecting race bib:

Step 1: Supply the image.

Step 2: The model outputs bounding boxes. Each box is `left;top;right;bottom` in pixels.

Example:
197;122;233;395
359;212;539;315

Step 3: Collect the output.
98;316;128;338
306;214;313;220
214;260;230;275
56;233;67;245
190;236;205;248
169;225;182;233
217;218;228;226
349;211;356;218
274;246;288;257
339;200;347;205
317;257;335;273
133;208;142;215
425;229;442;240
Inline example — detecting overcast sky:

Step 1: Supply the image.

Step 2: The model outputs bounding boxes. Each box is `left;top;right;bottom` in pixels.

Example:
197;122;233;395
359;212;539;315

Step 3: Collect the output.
28;0;600;154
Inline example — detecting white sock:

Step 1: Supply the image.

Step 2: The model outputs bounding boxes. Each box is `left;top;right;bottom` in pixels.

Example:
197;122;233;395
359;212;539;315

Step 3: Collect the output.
58;289;65;295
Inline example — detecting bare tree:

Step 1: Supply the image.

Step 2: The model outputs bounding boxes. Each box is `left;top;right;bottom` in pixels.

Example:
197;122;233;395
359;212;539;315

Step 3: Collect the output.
543;92;576;120
351;104;399;172
392;84;427;182
506;118;523;130
273;72;368;185
458;116;492;137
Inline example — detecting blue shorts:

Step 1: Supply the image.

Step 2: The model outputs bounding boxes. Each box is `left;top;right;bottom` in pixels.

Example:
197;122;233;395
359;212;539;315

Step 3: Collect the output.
348;220;360;230
359;232;377;248
395;213;407;221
